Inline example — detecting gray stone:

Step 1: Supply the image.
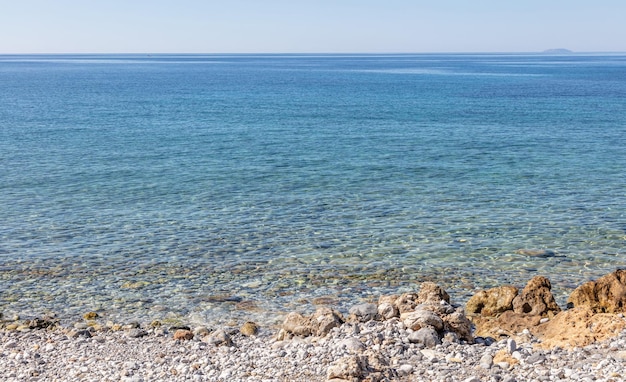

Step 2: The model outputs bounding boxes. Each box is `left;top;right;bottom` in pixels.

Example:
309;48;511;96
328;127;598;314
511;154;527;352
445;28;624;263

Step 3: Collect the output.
397;364;413;376
349;303;378;322
407;327;441;348
506;338;517;354
402;309;444;331
378;302;398;320
336;337;366;352
127;329;148;338
526;353;546;364
206;329;233;347
480;353;494;369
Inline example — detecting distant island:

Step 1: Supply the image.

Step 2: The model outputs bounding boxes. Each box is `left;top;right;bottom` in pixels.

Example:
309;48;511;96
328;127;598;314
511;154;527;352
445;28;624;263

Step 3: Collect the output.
543;48;573;54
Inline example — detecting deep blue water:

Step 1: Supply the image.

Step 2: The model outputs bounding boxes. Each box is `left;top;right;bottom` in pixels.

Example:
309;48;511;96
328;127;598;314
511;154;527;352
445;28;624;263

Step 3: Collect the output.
1;54;625;325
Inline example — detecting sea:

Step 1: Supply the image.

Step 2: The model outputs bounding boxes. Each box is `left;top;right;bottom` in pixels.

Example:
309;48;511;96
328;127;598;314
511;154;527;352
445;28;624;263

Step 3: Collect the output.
1;53;625;326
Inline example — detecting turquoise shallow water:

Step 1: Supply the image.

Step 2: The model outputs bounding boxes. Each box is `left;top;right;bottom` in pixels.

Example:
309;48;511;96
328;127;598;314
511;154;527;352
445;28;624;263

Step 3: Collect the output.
1;54;625;325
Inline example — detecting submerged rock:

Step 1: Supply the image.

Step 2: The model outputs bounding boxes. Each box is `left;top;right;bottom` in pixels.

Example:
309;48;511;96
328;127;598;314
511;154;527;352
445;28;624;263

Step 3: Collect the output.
515;249;556;258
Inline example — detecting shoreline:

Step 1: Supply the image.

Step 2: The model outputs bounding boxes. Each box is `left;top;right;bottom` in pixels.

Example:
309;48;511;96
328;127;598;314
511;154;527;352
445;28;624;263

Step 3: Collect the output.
3;270;626;381
0;260;617;331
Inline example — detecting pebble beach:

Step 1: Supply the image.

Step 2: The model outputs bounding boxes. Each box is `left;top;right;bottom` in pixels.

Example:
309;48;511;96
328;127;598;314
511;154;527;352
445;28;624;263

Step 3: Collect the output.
2;312;626;382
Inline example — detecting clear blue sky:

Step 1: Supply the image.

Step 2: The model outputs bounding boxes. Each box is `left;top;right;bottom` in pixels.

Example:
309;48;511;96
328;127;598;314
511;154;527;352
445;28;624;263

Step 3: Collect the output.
1;0;624;53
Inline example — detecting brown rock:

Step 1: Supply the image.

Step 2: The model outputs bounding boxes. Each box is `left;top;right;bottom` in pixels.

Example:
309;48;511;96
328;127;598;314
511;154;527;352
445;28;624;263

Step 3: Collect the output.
418;282;450;304
535;306;626;349
378;294;398;306
512;276;560;316
173;329;194;341
83;312;98;320
240;321;259;336
312;307;344;337
282;308;344;338
443;309;474;342
471;310;543;339
327;355;367;381
466;286;519;316
394;292;420;314
493;349;519;366
326;352;394;382
282;312;312;337
567;269;626;313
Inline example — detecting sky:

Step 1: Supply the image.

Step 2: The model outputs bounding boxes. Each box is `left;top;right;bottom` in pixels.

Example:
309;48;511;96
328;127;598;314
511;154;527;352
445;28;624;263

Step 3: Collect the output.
0;0;624;54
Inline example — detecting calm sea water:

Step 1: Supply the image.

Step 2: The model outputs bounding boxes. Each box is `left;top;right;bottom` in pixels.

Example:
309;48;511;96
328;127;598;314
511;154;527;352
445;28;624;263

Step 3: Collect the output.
1;54;625;325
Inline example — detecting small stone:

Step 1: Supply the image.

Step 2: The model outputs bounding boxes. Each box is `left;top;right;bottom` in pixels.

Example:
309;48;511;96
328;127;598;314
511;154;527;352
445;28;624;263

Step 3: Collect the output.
69;329;92;338
397;364;413;376
122;322;141;330
173;329;194;341
127;329;148;338
526;353;545;364
420;349;438;363
83;312;98;320
327;355;367;380
240;321;259;336
193;326;210;337
336;337;366;352
206;329;233;346
463;377;481;382
74;322;89;330
506;338;517;354
479;353;493;369
4;340;18;349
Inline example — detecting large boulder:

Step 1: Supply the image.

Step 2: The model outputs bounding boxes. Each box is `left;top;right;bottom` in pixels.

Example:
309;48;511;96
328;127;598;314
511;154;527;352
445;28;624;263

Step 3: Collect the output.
567;269;626;313
512;276;560;317
535;306;626;349
465;286;518;317
469;276;559;339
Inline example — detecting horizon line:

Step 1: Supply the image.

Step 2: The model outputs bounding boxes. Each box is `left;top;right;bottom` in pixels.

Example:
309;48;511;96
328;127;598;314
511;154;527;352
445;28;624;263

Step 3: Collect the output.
1;50;626;56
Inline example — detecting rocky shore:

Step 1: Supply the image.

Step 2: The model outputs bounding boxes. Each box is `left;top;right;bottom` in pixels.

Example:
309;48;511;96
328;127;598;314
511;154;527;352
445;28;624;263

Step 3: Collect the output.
2;270;626;381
